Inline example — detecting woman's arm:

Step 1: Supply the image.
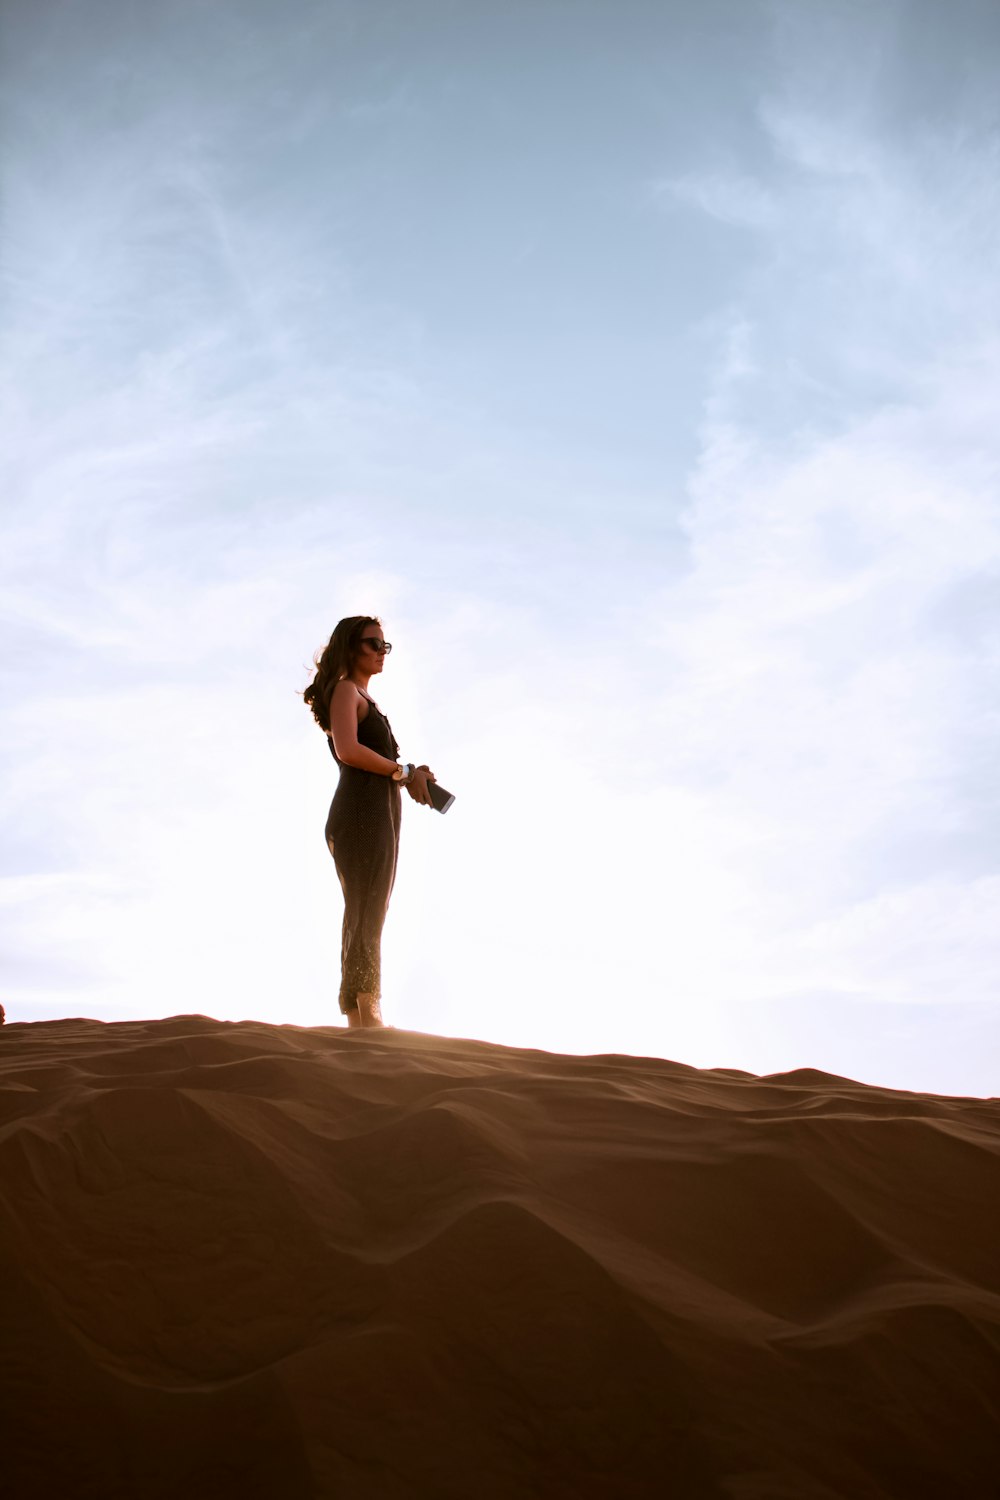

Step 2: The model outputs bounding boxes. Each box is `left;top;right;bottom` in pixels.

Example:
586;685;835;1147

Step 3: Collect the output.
329;680;401;776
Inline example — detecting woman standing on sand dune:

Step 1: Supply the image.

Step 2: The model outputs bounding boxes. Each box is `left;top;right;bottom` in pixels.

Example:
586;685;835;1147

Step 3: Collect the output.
304;616;437;1030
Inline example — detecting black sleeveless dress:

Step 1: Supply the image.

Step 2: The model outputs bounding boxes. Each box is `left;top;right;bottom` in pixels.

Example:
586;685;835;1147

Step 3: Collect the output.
325;701;402;1014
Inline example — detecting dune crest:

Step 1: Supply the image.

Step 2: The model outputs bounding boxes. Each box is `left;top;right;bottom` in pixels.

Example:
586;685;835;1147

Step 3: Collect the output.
2;1015;998;1498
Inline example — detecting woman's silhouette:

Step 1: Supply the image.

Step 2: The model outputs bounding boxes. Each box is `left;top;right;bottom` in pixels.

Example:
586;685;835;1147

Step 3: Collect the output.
304;617;435;1029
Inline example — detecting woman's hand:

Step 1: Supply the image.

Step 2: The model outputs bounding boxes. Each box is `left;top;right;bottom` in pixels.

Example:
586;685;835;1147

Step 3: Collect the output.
406;765;436;806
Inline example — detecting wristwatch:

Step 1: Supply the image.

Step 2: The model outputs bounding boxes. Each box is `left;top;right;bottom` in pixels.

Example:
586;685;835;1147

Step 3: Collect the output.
392;763;412;783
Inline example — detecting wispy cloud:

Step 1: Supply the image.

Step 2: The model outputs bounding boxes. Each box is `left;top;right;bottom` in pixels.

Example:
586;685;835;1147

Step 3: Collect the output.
652;171;778;230
628;21;1000;1076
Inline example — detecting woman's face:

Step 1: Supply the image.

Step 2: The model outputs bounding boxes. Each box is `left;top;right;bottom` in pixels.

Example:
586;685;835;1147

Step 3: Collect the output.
355;622;386;675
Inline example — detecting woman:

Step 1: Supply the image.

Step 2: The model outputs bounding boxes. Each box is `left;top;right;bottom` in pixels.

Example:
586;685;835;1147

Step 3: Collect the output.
304;616;436;1029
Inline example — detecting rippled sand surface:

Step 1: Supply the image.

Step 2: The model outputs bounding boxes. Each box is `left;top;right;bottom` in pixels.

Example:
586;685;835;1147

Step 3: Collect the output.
2;1015;998;1498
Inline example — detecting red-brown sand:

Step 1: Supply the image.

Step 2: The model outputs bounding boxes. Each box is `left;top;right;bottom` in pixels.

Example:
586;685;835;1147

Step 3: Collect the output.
1;1016;998;1499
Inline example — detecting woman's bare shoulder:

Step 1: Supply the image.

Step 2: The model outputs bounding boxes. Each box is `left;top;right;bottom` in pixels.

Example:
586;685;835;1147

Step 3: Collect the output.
330;678;367;718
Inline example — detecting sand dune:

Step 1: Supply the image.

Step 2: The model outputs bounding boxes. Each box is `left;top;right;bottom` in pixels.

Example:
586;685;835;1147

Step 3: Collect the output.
1;1016;998;1498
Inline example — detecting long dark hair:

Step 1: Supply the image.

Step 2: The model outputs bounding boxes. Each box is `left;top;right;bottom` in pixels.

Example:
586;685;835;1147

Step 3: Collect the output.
303;615;381;732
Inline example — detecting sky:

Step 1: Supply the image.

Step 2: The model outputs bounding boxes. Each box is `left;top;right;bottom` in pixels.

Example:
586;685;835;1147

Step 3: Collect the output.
2;0;999;1095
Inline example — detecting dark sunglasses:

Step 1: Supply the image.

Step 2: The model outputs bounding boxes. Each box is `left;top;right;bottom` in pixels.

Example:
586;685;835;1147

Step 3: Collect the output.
359;637;392;654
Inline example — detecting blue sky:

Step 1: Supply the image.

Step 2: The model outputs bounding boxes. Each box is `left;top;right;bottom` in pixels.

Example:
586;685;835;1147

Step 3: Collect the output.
3;0;999;1094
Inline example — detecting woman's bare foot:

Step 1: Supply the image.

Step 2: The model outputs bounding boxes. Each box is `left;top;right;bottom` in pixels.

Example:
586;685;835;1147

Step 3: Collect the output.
346;1006;365;1029
355;991;385;1028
